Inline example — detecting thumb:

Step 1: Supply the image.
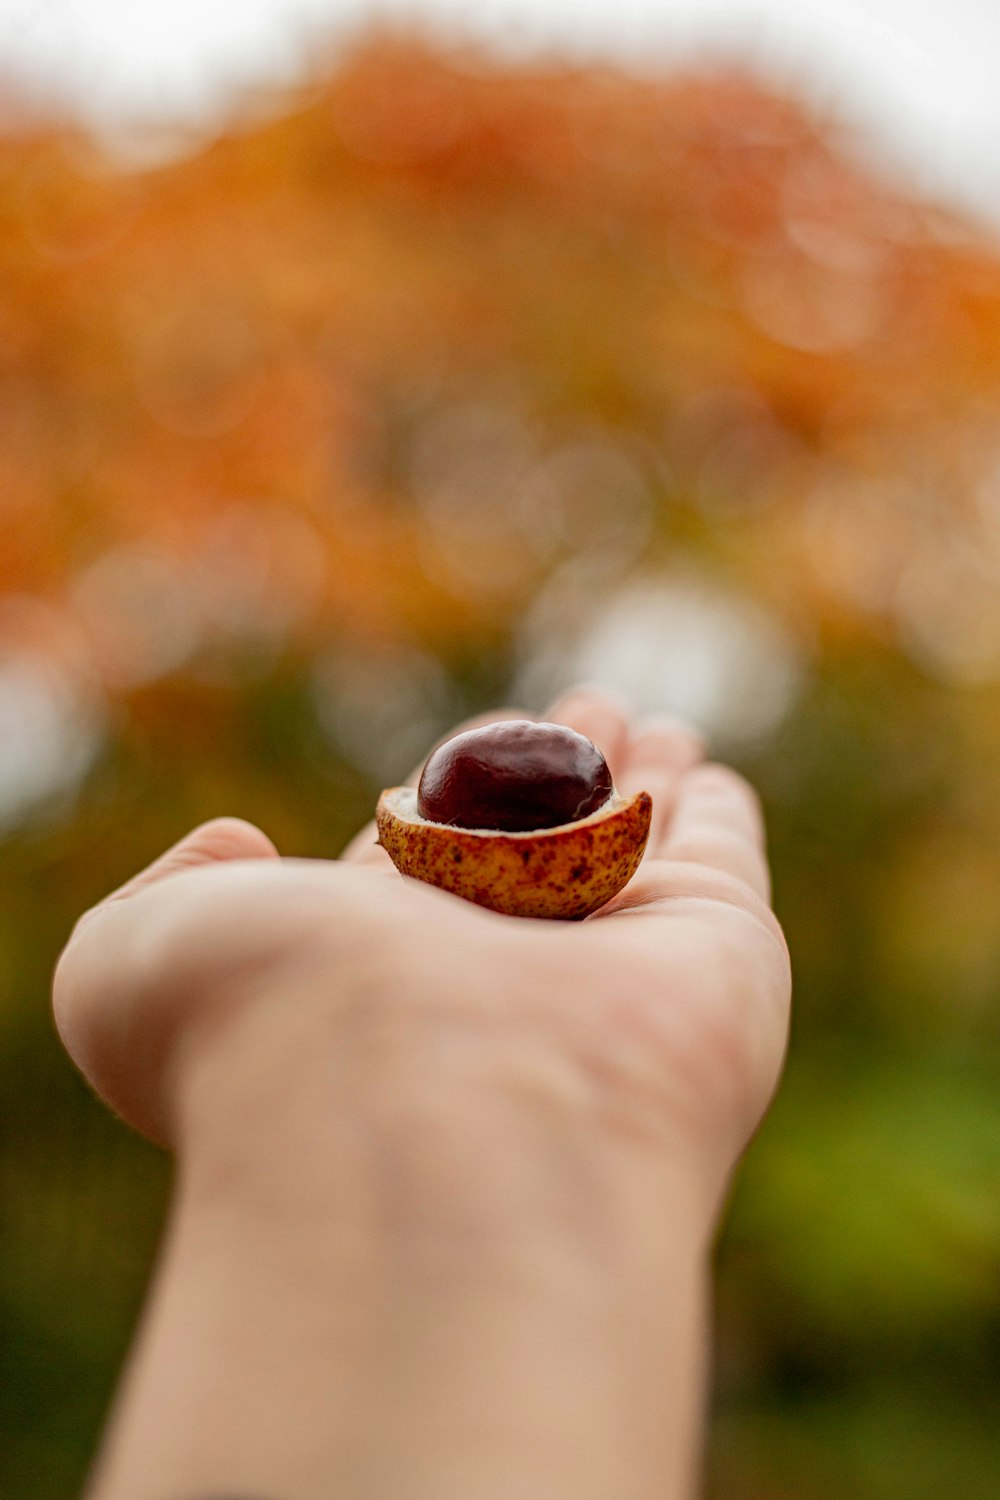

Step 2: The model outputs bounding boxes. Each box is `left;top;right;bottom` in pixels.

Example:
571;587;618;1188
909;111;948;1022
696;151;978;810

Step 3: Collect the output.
53;818;279;1146
103;816;279;906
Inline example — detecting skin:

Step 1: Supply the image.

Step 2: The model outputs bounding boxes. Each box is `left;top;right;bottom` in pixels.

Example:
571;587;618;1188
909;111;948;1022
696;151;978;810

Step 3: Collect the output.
53;688;791;1500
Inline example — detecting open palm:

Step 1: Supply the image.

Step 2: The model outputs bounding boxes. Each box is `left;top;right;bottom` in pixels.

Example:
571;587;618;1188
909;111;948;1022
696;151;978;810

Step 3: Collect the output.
54;689;790;1189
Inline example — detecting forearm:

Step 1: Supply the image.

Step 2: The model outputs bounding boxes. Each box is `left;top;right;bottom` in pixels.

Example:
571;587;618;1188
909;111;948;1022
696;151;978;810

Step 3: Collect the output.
86;977;717;1500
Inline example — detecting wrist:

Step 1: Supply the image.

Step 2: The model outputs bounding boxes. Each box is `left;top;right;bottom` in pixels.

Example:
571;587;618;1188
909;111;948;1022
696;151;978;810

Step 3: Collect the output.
168;1088;711;1500
94;963;716;1500
170;953;721;1257
99;1154;708;1500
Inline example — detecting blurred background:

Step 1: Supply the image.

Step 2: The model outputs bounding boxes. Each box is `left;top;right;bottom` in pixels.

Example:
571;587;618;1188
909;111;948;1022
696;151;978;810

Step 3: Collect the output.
3;2;1000;1496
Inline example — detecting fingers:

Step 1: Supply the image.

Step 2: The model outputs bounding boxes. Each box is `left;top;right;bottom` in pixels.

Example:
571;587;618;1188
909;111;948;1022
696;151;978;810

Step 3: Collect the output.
656;764;771;901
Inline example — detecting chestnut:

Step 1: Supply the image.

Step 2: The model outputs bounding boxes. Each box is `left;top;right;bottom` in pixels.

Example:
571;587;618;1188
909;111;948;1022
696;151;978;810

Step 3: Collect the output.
416;720;614;832
377;720;652;920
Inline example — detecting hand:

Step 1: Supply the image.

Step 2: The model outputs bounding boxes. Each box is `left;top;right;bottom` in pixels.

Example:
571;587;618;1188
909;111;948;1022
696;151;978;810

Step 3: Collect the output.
55;687;788;1190
53;687;791;1500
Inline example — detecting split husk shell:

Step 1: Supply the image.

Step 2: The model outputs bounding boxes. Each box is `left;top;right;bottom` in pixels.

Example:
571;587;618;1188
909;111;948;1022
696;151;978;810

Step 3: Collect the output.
376;786;652;920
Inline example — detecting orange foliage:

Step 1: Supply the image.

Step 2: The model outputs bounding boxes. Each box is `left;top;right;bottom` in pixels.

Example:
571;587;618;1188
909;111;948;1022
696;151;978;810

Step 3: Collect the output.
3;35;1000;682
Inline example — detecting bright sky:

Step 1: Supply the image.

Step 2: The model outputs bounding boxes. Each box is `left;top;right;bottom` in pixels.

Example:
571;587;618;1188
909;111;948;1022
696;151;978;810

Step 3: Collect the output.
3;0;1000;219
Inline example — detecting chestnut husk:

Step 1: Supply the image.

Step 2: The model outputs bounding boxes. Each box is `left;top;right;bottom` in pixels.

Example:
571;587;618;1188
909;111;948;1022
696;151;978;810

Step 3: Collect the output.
376;786;652;920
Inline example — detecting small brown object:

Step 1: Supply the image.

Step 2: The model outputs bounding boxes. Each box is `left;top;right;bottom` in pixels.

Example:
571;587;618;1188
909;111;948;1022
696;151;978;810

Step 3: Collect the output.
416;720;614;832
377;721;652;919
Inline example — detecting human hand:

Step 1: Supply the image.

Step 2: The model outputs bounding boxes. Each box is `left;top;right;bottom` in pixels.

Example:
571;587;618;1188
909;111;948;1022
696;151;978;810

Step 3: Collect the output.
53;687;791;1500
55;687;789;1198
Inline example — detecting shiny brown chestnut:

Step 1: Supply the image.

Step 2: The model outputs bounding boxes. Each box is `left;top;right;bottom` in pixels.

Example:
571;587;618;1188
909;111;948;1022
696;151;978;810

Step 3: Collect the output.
416;720;614;832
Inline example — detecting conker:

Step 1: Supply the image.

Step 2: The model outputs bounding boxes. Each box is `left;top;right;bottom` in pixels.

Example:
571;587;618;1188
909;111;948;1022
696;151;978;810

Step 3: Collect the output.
417;720;614;832
378;716;652;919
